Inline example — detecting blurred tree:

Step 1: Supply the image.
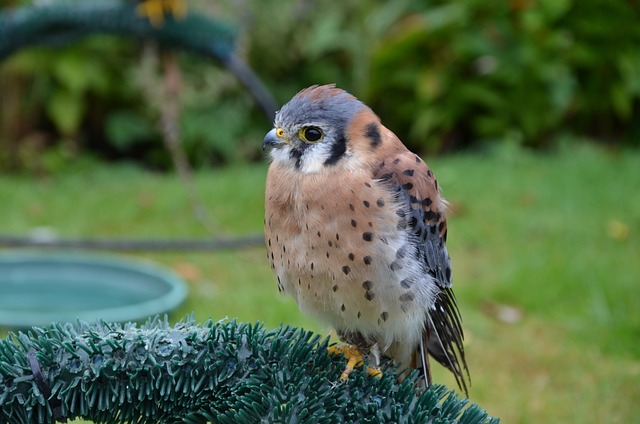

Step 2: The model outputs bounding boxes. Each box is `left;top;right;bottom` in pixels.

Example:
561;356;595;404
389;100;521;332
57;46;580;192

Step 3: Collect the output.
0;0;638;173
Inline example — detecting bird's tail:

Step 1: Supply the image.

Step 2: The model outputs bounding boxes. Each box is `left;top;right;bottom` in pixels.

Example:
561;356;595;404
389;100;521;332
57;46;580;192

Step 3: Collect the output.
415;287;470;395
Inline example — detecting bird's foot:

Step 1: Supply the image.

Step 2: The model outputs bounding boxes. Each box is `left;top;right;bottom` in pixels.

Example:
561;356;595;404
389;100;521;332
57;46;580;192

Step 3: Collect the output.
136;0;187;27
328;344;382;381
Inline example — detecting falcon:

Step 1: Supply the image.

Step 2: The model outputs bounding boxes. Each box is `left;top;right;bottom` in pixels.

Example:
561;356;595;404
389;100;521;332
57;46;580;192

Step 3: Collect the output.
263;84;469;393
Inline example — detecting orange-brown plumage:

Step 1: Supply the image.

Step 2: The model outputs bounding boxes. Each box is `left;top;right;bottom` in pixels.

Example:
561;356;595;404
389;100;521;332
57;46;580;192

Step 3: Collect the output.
263;84;469;393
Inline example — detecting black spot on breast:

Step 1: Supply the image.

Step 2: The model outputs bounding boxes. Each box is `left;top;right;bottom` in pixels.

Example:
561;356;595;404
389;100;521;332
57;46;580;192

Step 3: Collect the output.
348;253;355;261
390;261;402;271
357;311;362;319
365;122;382;149
351;219;357;228
396;209;406;218
317;231;322;237
376;198;385;207
342;265;351;275
402;182;414;190
336;233;340;241
362;280;373;290
399;292;415;302
380;172;394;181
333;284;338;292
400;278;413;288
363;256;372;265
363;200;370;208
422;197;432;207
349;204;355;212
393;158;400;164
415;155;422;163
341;304;346;312
328;240;333;247
310;262;314;270
323;134;347;166
364;182;371;188
403;169;415;177
363;232;373;241
364;291;375;301
380;312;388;322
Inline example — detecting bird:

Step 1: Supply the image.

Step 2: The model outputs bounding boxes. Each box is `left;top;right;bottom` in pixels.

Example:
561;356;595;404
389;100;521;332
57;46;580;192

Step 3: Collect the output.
136;0;187;27
263;84;469;394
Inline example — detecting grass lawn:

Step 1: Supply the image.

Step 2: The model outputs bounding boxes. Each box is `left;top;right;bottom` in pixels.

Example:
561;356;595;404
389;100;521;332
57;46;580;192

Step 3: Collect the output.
0;143;638;423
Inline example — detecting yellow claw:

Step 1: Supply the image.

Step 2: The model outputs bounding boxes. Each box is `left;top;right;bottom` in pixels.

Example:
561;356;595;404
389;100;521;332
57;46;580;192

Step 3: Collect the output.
136;0;187;27
328;345;382;381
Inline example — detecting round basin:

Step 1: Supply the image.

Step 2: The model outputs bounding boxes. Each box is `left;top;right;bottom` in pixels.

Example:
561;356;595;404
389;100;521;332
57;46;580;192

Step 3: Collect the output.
0;251;188;328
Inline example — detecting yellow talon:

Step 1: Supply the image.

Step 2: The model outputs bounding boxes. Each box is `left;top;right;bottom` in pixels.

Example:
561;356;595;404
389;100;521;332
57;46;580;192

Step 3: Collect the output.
136;0;187;27
328;345;382;381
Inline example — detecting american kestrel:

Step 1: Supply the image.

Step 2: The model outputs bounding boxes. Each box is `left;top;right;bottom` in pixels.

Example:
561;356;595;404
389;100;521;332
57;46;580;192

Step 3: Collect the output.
263;85;469;393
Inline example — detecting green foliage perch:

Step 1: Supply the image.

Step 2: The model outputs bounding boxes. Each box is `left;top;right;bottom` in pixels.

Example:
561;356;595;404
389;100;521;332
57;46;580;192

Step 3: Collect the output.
0;317;499;423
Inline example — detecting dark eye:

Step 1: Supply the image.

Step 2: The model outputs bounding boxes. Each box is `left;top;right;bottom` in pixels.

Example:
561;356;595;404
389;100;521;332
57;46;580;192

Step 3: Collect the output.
301;127;323;143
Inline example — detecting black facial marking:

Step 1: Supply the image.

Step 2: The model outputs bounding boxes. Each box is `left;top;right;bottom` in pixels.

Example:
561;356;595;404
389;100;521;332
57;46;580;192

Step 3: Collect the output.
323;134;347;166
290;148;303;169
365;122;382;149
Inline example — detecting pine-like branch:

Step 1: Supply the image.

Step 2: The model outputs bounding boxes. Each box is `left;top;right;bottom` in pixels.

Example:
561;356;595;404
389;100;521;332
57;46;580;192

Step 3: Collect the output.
0;317;499;423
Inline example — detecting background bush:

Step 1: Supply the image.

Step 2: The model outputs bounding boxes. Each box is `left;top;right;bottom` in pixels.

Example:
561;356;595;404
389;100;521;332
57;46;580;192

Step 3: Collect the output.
0;0;638;172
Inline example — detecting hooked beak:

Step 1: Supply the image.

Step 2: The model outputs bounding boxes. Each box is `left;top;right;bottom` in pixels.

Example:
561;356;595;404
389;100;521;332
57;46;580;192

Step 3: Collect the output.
262;128;287;151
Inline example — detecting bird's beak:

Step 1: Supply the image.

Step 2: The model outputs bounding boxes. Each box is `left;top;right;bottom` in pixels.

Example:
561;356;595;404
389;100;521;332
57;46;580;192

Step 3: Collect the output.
262;128;287;151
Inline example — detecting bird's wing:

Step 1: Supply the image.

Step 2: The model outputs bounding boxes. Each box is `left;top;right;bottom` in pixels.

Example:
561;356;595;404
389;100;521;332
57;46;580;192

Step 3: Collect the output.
372;149;470;394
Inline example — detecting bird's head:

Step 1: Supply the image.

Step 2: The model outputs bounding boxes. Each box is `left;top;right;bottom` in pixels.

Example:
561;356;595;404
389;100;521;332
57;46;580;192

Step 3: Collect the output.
263;84;375;173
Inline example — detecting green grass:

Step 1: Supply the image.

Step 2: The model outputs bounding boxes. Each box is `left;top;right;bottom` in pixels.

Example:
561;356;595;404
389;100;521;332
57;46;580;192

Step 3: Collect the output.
0;143;638;423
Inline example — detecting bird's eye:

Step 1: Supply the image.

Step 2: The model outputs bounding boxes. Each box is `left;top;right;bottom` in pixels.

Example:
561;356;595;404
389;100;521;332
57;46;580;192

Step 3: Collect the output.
300;127;323;143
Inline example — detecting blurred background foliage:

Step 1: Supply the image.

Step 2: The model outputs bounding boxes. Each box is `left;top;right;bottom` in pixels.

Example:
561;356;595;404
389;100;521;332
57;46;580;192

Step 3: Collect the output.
1;0;639;173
